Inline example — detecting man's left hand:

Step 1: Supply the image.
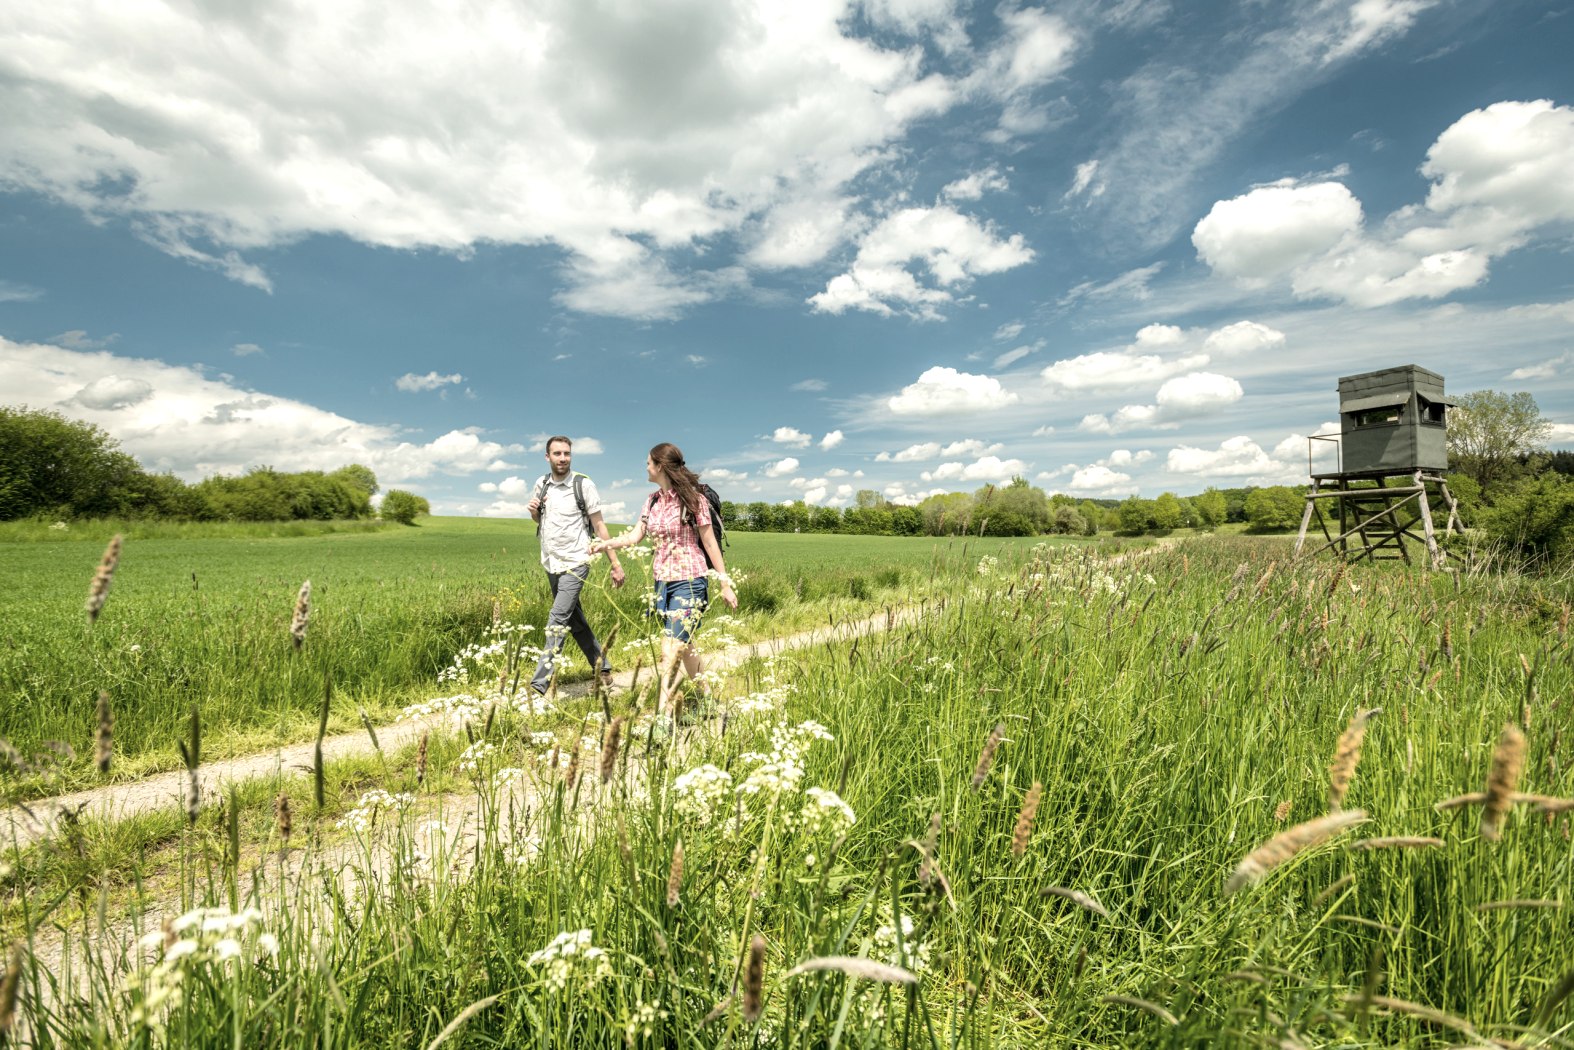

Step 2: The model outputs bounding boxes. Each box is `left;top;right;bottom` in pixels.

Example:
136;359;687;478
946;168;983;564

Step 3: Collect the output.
610;564;626;589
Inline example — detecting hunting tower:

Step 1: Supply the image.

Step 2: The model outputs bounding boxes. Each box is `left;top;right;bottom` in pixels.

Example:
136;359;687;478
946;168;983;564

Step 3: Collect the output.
1294;364;1462;569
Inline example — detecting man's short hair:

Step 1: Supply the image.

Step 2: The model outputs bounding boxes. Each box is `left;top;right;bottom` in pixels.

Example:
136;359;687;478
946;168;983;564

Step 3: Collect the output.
545;435;572;452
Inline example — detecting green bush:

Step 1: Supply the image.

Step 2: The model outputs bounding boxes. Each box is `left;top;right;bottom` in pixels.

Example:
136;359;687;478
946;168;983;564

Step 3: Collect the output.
380;489;425;525
1478;472;1574;563
1244;485;1304;531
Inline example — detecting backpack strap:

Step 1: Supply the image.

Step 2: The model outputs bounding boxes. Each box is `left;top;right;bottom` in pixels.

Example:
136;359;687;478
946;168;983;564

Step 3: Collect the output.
532;475;550;534
572;472;591;529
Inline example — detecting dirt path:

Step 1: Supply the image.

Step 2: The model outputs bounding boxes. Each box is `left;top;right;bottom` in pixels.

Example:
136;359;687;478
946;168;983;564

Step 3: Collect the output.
11;603;932;1027
3;605;924;852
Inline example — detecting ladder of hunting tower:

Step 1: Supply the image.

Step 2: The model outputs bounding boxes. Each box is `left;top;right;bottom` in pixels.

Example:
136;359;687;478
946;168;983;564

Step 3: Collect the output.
1294;469;1461;570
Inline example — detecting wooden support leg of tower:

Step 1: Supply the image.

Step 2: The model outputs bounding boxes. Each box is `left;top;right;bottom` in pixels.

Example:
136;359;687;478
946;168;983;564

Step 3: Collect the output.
1414;469;1442;569
1357;478;1383;562
1337;484;1348;559
1295;479;1319;556
1440;478;1462;534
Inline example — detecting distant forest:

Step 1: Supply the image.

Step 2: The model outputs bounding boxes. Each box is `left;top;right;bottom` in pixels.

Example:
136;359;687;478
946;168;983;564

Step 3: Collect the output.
0;406;428;523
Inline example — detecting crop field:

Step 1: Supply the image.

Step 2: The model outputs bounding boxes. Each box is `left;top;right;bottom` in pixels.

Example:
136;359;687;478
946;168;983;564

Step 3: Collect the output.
3;532;1574;1047
0;518;1081;794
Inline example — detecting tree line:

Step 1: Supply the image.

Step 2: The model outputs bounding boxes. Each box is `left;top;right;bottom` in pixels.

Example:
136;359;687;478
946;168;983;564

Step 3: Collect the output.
8;391;1567;552
0;406;430;524
721;479;1300;537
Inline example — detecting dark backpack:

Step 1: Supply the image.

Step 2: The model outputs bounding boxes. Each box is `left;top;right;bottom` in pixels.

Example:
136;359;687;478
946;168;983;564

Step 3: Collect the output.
646;483;727;568
534;473;592;536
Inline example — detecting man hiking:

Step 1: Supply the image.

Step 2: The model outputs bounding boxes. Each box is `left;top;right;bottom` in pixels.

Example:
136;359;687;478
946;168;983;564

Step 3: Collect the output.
526;435;624;695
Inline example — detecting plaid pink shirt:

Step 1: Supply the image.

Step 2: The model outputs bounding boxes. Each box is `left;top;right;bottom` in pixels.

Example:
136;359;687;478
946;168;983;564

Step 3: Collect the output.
641;488;711;582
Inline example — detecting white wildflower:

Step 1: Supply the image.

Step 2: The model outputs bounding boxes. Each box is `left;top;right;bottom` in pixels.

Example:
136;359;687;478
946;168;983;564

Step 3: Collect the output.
797;787;857;837
673;764;733;827
336;789;414;832
528;929;613;993
456;740;498;773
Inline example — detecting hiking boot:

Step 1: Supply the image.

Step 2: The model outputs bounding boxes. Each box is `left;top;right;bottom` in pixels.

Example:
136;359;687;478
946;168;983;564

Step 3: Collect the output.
598;668;617;691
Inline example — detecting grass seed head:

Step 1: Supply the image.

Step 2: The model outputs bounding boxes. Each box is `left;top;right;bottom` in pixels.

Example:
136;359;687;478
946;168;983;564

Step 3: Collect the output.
0;943;20;1036
565;748;581;790
1329;707;1378;812
744;934;766;1023
1041;885;1109;918
970;723;1005;792
1273;799;1292;823
601;716;623;784
1348;836;1444;851
185;766;200;825
94;690;113;774
666;839;684;908
1226;810;1367;894
85;534;122;623
1012;781;1042;856
1481;722;1527;842
416;730;430;788
274;792;292;845
290;579;311;650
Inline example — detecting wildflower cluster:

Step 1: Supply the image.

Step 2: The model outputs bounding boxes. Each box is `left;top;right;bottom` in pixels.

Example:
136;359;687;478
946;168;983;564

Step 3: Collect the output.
706;567;748;587
795;786;857;837
436;621;536;686
456;740;498;773
527;929;613;993
493;766;527;789
336;789;414;832
673;764;733;826
732;661;795;716
872;913;932;973
624;999;670;1043
130;907;278;1029
399;692;485;727
976;555;999;576
736;720;834;798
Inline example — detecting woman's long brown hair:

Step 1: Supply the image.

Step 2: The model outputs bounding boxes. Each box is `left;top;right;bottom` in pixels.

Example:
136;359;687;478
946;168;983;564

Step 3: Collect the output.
650;443;704;520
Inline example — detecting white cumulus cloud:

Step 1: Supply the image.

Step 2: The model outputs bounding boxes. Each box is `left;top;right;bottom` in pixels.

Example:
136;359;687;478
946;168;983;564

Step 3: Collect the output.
0;0;1048;319
809;205;1034;319
1203;321;1287;356
2;336;523;483
888;366;1018;415
763;457;800;477
1066;465;1135;495
877;442;941;462
74;375;155;411
397;371;465;393
819;430;845;450
1081;372;1243;435
1195;101;1574;308
771;426;812;448
920;455;1027;483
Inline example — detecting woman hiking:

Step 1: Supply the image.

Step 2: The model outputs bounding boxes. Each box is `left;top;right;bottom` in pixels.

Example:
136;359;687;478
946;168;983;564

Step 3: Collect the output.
591;442;736;720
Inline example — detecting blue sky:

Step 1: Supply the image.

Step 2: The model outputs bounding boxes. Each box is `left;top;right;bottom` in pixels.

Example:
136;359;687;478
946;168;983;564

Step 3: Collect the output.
2;0;1572;520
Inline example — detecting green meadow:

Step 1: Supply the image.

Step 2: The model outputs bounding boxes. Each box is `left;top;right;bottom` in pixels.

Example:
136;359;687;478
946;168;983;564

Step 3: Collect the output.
3;532;1573;1046
0;517;1079;793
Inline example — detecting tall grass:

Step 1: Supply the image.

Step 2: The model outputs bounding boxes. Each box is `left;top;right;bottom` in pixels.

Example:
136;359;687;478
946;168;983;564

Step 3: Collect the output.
5;535;1572;1046
0;519;1069;794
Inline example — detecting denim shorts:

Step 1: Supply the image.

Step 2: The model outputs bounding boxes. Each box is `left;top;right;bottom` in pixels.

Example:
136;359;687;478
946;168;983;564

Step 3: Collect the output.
653;577;708;643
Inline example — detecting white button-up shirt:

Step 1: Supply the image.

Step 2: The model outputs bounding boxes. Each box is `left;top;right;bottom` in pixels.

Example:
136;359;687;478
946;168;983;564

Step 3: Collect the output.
536;473;601;573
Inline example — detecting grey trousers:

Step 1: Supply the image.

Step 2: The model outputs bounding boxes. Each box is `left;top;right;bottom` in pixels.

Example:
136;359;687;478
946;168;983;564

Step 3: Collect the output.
531;564;608;693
